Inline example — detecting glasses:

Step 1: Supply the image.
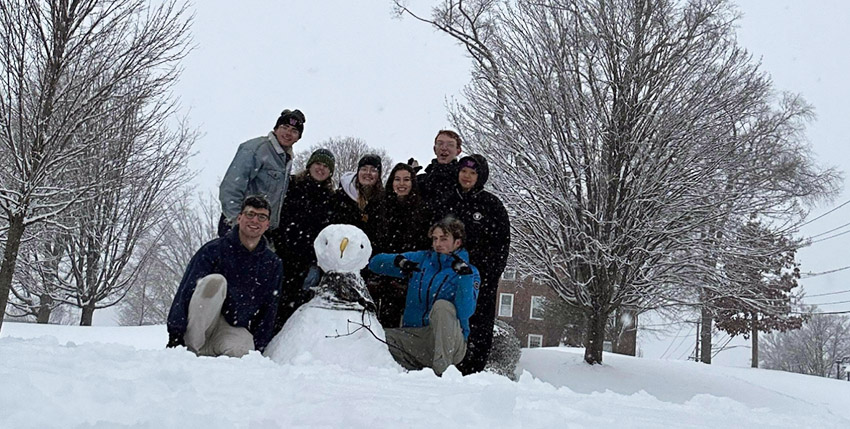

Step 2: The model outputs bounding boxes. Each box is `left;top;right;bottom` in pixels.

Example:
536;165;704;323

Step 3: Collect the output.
358;166;379;174
241;211;269;222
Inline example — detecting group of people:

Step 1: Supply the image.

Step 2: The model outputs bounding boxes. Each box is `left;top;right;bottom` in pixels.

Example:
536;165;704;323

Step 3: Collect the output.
166;108;510;376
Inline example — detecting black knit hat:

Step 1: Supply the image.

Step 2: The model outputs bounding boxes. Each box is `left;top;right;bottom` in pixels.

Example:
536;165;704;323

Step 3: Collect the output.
307;148;335;175
358;154;382;175
275;109;306;136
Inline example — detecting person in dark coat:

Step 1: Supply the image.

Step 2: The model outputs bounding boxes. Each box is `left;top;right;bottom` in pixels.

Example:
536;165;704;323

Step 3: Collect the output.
331;154;385;245
417;130;463;222
369;163;431;328
444;154;511;375
270;149;336;333
167;195;282;357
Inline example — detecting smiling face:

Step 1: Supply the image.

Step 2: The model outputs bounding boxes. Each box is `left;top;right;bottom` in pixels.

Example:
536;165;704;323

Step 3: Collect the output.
357;165;379;186
458;166;478;192
237;206;270;241
392;169;412;197
431;227;462;255
309;162;330;182
273;124;301;148
433;133;461;164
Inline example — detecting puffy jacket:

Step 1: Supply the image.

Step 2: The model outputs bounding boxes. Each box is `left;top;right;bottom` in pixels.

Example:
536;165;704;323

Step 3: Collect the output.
369;249;479;339
331;171;384;247
167;226;283;352
219;132;293;229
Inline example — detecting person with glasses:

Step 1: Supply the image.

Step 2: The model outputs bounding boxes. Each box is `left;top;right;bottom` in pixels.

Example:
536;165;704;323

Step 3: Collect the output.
166;195;283;358
218;109;305;237
414;130;464;223
331;154;385;246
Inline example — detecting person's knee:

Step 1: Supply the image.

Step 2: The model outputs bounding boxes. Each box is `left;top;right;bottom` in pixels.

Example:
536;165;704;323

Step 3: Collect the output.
197;274;227;298
431;300;457;319
218;333;254;358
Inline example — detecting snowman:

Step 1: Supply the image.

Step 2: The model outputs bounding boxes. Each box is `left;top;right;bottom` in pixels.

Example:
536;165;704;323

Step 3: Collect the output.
264;224;401;371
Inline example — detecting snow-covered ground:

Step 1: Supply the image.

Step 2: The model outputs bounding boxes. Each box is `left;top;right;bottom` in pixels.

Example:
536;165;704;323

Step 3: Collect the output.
2;322;849;428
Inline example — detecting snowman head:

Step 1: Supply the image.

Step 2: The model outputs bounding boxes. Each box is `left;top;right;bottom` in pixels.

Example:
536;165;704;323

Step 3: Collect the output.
314;224;373;273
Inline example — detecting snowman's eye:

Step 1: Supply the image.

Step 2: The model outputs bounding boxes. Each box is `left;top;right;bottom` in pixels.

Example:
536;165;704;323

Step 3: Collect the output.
360;244;364;249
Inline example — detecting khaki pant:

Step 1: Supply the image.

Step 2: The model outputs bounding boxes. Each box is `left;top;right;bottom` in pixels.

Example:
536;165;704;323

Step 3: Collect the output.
385;300;467;376
184;274;254;358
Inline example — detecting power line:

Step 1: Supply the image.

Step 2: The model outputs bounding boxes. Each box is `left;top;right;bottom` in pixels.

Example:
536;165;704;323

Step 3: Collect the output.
809;220;850;239
800;265;850;278
809;229;850;245
805;289;850;298
801;299;850;306
793;310;850;315
800;198;850;227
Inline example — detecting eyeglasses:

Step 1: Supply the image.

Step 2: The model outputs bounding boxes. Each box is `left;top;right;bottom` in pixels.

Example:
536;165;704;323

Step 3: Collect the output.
358;166;379;174
241;211;269;222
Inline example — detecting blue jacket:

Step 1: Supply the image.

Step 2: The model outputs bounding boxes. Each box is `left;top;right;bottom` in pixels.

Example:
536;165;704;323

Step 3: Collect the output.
219;132;293;229
166;226;283;351
369;249;479;339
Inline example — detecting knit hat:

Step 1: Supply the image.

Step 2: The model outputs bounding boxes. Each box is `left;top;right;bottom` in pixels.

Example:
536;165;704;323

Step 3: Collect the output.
307;148;335;175
357;154;382;176
275;109;306;136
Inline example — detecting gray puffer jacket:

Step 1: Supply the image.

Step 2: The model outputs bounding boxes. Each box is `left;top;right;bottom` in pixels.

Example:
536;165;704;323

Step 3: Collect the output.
219;132;293;229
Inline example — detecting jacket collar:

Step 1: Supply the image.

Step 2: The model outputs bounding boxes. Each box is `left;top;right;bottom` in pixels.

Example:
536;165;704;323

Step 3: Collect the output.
225;224;268;254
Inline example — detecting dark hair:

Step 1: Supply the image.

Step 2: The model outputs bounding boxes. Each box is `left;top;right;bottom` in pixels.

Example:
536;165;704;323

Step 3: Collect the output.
385;163;421;204
434;129;462;151
428;216;465;245
241;194;271;213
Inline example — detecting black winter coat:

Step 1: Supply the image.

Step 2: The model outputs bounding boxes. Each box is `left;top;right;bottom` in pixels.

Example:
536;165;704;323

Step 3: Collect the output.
331;190;384;249
418;159;459;223
272;175;334;276
445;187;510;282
373;195;431;255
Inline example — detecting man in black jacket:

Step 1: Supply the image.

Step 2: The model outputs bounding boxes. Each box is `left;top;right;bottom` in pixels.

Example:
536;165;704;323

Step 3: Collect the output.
167;195;283;357
417;130;463;222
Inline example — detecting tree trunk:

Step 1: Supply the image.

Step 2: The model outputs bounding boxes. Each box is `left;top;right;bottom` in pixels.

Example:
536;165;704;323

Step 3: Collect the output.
0;215;26;333
80;302;96;326
584;307;607;364
700;306;712;364
751;320;759;368
36;293;53;324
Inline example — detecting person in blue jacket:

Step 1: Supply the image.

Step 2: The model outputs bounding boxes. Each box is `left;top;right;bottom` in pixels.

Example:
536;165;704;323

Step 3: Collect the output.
167;195;283;357
369;216;480;376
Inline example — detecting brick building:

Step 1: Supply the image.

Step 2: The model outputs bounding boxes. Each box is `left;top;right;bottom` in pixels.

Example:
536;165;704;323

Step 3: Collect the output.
495;268;564;348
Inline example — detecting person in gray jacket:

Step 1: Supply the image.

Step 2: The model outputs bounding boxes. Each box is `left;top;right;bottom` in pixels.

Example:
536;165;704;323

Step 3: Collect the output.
218;109;306;236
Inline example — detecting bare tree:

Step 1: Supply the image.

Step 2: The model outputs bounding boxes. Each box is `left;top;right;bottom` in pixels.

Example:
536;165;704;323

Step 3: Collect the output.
118;190;218;326
0;0;192;332
761;310;850;377
293;137;394;186
396;0;839;364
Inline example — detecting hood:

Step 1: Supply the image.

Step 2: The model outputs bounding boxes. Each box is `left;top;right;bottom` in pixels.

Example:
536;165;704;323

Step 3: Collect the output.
457;154;489;192
339;171;359;201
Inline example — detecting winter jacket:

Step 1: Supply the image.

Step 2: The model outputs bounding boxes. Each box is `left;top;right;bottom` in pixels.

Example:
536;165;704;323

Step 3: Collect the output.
219;132;293;230
331;172;384;247
272;175;334;276
166;226;283;352
373;195;431;255
418;158;459;223
369;249;480;339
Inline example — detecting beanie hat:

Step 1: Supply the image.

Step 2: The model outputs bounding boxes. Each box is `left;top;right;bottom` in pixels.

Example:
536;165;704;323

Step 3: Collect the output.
275;109;306;136
307;148;335;175
358;154;382;175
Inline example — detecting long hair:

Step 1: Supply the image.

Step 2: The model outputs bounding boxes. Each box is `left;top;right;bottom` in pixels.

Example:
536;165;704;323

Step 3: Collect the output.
355;173;384;211
293;169;334;191
384;163;421;205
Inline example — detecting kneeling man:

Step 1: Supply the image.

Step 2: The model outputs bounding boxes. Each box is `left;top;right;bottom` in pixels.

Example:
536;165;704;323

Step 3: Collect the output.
167;195;282;357
368;216;479;375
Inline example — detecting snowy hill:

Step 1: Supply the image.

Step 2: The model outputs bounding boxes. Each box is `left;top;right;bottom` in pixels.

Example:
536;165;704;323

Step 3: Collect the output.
2;322;849;428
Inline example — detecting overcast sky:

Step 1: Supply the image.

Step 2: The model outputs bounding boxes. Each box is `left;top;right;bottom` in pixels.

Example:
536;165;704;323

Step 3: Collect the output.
172;1;850;362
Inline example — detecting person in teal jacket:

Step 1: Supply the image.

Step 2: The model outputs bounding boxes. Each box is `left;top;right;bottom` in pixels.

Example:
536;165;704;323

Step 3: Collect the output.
368;216;480;375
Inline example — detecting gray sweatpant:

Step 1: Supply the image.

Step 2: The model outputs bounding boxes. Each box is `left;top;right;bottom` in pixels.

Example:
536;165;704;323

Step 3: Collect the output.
385;299;467;376
184;274;255;358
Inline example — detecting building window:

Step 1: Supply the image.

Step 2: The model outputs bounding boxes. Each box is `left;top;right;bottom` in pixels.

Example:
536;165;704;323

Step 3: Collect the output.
528;334;543;348
501;268;516;281
498;293;514;317
532;275;544;284
530;296;545;320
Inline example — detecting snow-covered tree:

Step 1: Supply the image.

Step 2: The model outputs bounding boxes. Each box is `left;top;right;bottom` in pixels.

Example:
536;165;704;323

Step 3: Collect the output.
0;0;192;332
118;191;218;326
760;310;850;377
395;0;839;364
293;137;394;186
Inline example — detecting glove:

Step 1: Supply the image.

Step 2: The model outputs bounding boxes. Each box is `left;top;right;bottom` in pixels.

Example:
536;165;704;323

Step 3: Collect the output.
394;255;421;275
451;255;473;275
166;332;185;349
407;158;423;174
